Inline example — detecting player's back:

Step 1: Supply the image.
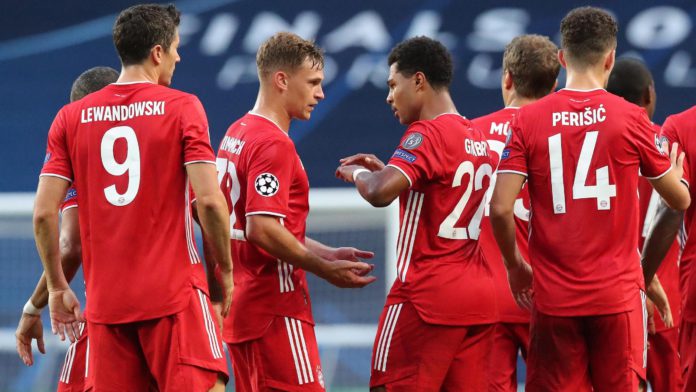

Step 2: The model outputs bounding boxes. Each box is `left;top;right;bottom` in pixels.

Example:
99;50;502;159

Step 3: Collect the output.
50;82;212;323
386;113;497;326
500;88;671;316
662;106;696;322
216;112;312;343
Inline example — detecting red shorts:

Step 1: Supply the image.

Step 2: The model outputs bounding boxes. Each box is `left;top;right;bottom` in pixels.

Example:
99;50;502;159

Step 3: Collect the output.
647;327;683;391
680;320;696;392
85;287;227;391
527;291;647;392
57;322;87;392
369;301;494;391
228;316;325;392
488;322;529;392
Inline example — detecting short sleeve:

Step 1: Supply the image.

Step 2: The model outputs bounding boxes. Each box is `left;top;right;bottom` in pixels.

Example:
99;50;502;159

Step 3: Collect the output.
245;138;295;218
40;108;73;182
496;113;528;176
630;109;671;180
61;187;78;213
661;116;690;187
386;125;439;187
181;96;215;165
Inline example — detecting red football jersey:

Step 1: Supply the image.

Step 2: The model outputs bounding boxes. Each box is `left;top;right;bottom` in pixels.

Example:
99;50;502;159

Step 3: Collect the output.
385;113;497;326
217;113;313;343
41;82;213;323
661;108;696;322
499;88;671;316
471;107;531;323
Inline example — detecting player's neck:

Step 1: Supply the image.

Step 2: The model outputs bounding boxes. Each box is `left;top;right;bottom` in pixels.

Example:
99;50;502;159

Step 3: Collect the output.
506;94;537;108
564;69;607;91
251;94;291;133
117;65;159;85
418;90;458;121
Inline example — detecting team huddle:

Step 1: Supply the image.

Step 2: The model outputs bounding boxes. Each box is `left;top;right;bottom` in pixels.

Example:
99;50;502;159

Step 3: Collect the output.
13;3;696;392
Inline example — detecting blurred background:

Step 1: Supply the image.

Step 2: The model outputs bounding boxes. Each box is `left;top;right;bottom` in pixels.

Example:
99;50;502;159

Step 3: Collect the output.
1;0;695;390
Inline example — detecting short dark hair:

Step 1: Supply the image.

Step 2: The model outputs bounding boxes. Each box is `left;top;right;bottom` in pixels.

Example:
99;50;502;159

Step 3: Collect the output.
256;32;324;77
607;58;653;105
70;66;119;102
388;36;453;90
503;35;560;99
560;7;617;68
113;4;180;66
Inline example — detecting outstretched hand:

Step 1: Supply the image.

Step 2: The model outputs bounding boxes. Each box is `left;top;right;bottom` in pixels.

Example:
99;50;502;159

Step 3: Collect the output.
48;288;83;343
16;313;45;366
340;153;385;171
323;260;377;288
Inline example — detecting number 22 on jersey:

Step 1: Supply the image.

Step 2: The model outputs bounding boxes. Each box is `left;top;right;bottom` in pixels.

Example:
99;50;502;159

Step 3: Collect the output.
548;131;616;214
438;161;492;240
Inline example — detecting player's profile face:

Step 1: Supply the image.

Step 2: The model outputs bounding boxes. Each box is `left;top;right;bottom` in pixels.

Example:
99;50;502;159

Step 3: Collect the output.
386;63;417;125
286;59;324;121
159;30;181;87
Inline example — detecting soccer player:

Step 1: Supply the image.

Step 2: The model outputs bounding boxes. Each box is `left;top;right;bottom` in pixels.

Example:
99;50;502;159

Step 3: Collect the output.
35;4;232;391
607;57;683;392
490;6;689;391
217;32;376;392
336;36;498;391
15;66;118;392
654;83;696;392
470;34;559;392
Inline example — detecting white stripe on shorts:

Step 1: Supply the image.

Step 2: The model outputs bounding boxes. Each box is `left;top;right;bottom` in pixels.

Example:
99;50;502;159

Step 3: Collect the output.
197;289;223;359
373;303;403;372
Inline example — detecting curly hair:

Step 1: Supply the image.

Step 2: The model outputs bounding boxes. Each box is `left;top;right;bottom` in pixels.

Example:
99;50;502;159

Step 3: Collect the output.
70;66;119;102
503;35;560;99
607;58;653;105
388;36;453;90
560;7;617;68
256;32;324;77
113;4;181;66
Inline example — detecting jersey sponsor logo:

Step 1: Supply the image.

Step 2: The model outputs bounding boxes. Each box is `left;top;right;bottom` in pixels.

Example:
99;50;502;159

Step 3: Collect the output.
654;134;668;155
392;149;417;163
255;173;279;196
401;132;423;150
64;188;77;202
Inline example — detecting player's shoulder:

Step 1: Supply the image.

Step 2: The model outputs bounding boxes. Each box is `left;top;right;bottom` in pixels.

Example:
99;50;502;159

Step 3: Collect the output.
227;113;295;151
665;105;696;128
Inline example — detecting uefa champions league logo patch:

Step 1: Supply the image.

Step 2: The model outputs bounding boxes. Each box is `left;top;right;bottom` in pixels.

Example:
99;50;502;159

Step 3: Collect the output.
402;132;423;150
255;173;279;197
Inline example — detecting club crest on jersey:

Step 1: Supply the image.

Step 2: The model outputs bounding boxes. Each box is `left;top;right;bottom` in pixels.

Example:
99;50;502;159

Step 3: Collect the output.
255;173;279;197
655;134;669;155
402;132;423;150
392;149;417;163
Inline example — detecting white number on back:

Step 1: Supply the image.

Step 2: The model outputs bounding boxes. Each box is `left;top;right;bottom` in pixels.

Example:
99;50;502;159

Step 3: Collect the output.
438;161;493;240
216;157;245;241
548;131;616;214
101;126;140;206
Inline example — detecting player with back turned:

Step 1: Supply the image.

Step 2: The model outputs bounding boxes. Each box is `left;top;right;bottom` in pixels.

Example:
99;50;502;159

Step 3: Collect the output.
35;4;232;391
490;7;690;391
337;36;497;391
470;34;559;392
607;57;683;392
216;32;376;392
15;66;118;392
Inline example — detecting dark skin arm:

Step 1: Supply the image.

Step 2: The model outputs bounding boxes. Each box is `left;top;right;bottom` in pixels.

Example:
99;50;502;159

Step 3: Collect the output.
335;153;409;207
641;199;683;285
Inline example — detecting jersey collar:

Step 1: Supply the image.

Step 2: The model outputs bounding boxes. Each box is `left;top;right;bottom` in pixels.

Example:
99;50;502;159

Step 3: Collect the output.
247;111;289;136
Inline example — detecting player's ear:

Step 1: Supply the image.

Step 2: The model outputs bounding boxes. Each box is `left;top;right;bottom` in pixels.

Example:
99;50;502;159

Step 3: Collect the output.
557;50;567;69
151;44;164;66
503;70;514;91
273;70;289;91
604;49;615;71
414;72;426;91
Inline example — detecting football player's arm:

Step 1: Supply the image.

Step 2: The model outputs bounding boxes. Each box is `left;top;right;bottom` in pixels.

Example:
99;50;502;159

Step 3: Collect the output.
246;216;376;287
490;172;533;309
335;165;409;207
641;199;683;285
191;202;223;304
33;176;83;342
648;140;689;211
646;274;673;328
305;237;374;271
187;163;233;317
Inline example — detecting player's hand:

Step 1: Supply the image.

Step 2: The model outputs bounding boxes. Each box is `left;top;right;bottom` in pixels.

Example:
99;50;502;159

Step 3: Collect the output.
335;164;368;183
506;260;533;311
211;302;224;332
326;247;375;263
48;288;83;343
646;299;657;334
15;313;45;366
665;141;685;180
646;276;674;329
321;259;377;288
340;153;385;171
218;267;234;319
